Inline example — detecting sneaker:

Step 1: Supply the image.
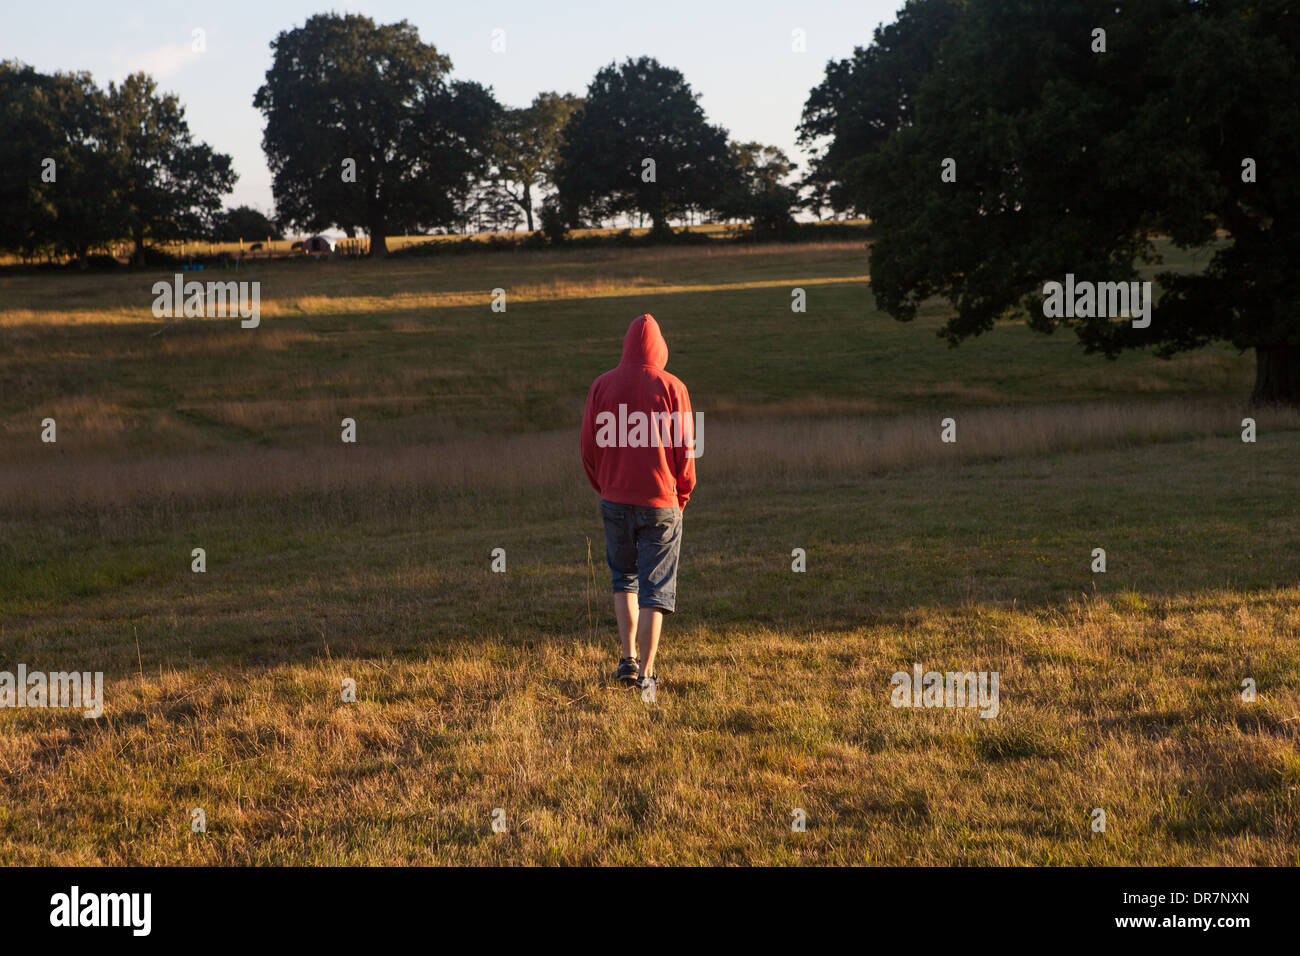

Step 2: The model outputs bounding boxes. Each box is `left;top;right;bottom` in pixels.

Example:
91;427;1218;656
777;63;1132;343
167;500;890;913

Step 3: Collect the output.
615;657;640;685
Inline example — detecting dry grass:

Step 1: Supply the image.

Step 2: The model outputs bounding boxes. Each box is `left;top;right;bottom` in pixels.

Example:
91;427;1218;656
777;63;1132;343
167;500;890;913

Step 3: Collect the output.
3;398;1293;511
0;262;868;329
2;586;1296;865
2;239;1296;866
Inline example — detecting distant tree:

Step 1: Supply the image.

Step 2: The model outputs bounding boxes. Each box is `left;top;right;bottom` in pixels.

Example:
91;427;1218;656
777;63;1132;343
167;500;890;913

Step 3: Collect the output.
450;180;523;235
254;13;499;256
716;142;799;235
538;196;568;242
557;56;735;233
48;76;120;262
800;177;835;222
490;92;583;232
0;62;118;261
0;64;230;264
857;0;1300;405
797;0;960;216
211;206;282;242
106;73;236;263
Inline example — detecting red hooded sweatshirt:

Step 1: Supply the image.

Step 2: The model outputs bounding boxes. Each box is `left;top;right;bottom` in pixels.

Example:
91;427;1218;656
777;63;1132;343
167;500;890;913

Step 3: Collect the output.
581;314;696;509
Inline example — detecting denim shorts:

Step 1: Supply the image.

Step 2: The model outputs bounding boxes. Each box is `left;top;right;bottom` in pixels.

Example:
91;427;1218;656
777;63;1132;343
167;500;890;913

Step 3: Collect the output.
599;499;682;613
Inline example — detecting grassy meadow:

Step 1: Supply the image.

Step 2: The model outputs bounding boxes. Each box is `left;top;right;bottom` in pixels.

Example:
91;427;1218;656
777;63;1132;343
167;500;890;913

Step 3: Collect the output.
1;238;1297;865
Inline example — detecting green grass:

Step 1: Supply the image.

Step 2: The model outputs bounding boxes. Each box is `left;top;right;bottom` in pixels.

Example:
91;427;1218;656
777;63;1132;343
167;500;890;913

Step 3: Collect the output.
0;238;1296;864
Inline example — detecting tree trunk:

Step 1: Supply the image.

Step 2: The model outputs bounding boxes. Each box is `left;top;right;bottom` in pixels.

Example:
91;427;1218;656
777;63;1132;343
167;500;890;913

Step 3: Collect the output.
649;205;671;237
368;224;388;257
523;183;534;233
1252;343;1300;406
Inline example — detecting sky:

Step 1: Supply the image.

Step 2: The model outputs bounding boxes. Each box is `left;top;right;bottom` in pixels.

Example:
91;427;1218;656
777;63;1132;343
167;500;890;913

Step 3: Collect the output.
6;0;905;214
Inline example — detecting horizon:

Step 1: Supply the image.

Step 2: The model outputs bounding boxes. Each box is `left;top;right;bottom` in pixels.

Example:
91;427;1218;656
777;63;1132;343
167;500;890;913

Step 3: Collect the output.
5;0;904;216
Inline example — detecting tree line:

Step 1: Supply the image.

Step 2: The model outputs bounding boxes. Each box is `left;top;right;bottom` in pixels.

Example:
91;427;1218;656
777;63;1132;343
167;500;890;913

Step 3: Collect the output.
0;64;234;263
252;14;810;254
1;13;825;262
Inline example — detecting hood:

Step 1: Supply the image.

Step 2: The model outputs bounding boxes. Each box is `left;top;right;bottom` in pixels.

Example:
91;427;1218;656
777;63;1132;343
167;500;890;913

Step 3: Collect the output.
620;313;668;369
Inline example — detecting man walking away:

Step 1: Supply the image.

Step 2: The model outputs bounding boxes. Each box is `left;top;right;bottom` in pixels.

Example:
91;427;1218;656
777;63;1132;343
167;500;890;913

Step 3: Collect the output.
580;313;696;694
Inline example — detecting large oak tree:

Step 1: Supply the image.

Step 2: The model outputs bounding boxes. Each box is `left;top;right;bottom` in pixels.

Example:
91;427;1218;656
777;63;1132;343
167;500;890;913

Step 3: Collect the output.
254;13;499;255
557;57;735;232
820;0;1300;405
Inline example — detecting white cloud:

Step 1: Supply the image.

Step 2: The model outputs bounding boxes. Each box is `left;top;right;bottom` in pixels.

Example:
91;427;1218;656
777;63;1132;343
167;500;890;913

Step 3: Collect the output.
110;42;197;80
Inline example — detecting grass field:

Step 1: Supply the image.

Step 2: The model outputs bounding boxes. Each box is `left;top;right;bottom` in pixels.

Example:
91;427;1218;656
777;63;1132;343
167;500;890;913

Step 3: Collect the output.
0;220;791;266
1;239;1297;864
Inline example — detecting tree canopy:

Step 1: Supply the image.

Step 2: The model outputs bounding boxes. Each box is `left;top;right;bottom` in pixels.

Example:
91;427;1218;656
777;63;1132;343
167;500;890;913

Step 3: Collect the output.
829;0;1299;405
211;205;282;242
797;0;960;217
556;56;736;232
108;73;236;262
254;13;499;255
490;92;583;232
715;142;800;235
0;61;234;263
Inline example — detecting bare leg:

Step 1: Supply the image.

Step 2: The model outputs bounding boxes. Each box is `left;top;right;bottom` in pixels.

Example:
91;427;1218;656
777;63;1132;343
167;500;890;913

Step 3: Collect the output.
636;608;664;678
613;592;639;659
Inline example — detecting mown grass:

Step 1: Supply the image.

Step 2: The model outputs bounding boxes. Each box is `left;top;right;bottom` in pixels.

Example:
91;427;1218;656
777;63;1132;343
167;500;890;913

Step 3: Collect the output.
0;239;1296;865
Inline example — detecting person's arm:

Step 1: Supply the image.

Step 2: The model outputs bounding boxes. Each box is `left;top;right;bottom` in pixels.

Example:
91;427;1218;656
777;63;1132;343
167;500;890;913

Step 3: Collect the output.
672;384;696;509
580;383;602;494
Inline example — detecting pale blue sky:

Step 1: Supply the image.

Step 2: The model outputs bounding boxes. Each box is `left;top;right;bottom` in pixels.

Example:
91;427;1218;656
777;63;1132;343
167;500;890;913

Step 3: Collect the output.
6;0;904;213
